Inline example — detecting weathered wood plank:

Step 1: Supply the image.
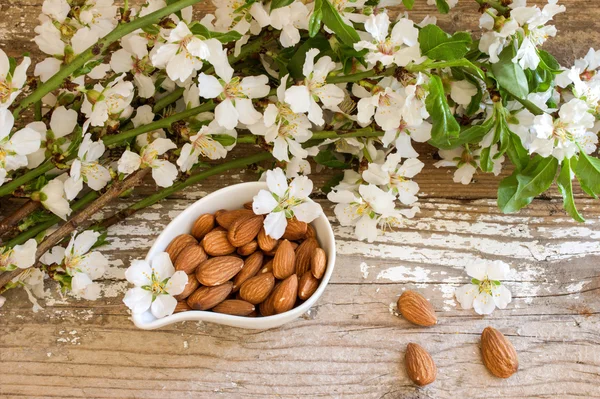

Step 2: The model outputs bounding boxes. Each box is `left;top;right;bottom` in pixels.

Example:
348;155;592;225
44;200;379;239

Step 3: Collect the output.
1;1;600;398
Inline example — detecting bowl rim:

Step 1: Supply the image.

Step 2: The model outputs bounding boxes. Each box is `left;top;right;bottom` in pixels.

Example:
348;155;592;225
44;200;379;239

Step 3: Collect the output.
131;181;336;330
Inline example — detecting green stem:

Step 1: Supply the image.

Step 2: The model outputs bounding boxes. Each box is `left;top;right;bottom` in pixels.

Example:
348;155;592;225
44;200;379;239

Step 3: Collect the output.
103;101;215;146
236;128;384;144
153;87;185;113
34;101;42;121
514;97;545;116
0;160;55;198
5;191;99;247
96;152;273;229
326;70;378;84
11;0;205;118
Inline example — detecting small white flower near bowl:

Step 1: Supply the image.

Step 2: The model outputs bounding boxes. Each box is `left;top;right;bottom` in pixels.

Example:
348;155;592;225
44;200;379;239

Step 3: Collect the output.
128;181;336;330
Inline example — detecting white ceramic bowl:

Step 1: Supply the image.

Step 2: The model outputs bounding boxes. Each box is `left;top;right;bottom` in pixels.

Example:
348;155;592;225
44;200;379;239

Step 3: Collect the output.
132;181;336;330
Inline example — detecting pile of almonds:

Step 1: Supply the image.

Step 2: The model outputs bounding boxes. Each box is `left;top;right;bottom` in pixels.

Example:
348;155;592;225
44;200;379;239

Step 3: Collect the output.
396;290;519;386
167;207;327;317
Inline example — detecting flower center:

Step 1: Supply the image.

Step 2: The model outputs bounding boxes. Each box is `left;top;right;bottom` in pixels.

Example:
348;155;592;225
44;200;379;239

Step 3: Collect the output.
0;80;12;104
377;39;395;55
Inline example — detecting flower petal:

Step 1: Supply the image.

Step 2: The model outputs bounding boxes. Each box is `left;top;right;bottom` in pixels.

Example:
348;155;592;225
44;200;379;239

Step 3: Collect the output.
151;294;177;319
125;259;152;286
264;211;287;240
455;284;477;310
150;252;175;281
473;292;496;315
165;270;188;296
123;287;153;314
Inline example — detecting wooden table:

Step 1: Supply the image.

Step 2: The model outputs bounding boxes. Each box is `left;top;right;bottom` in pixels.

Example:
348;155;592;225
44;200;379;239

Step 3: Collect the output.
1;1;599;398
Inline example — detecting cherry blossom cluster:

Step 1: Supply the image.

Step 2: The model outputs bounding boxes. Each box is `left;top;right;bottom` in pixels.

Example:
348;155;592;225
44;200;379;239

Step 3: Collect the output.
1;0;599;309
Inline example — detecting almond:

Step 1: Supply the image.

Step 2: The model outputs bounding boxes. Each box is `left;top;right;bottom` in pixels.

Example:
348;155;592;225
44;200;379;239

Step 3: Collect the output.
259;259;273;274
257;228;278;252
212;299;255;316
282;217;307;240
273;239;296;279
298;272;319;300
239;272;275;305
174;273;200;301
397;290;437;327
272;274;298;314
174;245;207;274
216;209;255;229
191;213;215;240
405;343;437;386
243;201;253;210
295;238;319;276
233;251;264;291
187;282;233;310
306;223;316;238
237;240;258;256
196;256;243;286
258;291;276;316
174;301;192;313
481;327;519;378
165;234;197;262
202;230;236;256
311;247;327;279
228;215;263;247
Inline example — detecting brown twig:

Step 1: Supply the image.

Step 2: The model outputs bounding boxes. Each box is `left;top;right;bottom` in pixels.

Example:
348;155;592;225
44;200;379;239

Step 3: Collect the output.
0;169;150;291
0;200;41;238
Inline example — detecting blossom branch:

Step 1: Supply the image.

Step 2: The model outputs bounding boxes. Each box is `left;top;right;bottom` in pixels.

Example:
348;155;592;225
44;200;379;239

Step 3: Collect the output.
11;0;206;118
0;169;150;290
0;200;41;238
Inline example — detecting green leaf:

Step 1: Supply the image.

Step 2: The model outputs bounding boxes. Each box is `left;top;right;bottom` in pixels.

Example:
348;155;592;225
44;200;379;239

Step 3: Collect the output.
538;50;561;73
435;0;450;13
314;150;350;168
479;146;493;173
212;134;236;147
498;156;558;213
491;45;529;99
287;35;331;79
557;157;585;222
425;75;460;148
418;25;472;61
321;0;360;46
402;0;415;9
574;151;600;199
309;3;323;37
72;59;104;78
270;0;294;11
189;23;242;43
506;132;530;171
322;173;344;194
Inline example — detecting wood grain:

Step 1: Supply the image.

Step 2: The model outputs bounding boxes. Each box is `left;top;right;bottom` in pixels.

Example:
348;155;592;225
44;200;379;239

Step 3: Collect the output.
1;1;600;398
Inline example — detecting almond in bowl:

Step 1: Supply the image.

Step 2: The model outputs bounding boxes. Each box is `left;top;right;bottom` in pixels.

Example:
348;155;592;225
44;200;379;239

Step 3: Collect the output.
131;182;336;330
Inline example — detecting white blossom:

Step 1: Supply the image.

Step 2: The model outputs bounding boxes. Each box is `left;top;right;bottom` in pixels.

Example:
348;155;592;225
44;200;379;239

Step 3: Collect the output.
284;48;345;126
40;230;108;300
0;49;31;109
0;239;37;270
362;153;424;205
64;133;111;200
118;138;178;187
0;109;42;185
455;259;512;315
269;2;309;48
39;178;72;220
252;168;322;239
111;33;155;98
353;77;404;130
354;13;422;67
198;72;270;129
81;76;135;127
177;119;237;171
123;252;188;319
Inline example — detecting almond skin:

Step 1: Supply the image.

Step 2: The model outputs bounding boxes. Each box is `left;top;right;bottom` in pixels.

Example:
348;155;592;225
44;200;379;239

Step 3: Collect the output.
298;272;319;300
237;240;258;256
311;247;327;279
202;230;236;256
165;234;198;263
260;259;273;274
239;272;275;305
228;215;264;247
191;213;215;240
174;245;207;274
216;209;255;229
243;201;253;210
282;217;308;240
196;256;244;286
174;301;192;313
174;273;200;301
187;282;233;310
273;274;299;314
257;228;278;252
481;327;519;378
405;343;437;386
295;238;319;276
273;239;296;279
212;299;255;316
397;290;437;327
233;251;264;292
306;224;316;238
258;291;276;316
